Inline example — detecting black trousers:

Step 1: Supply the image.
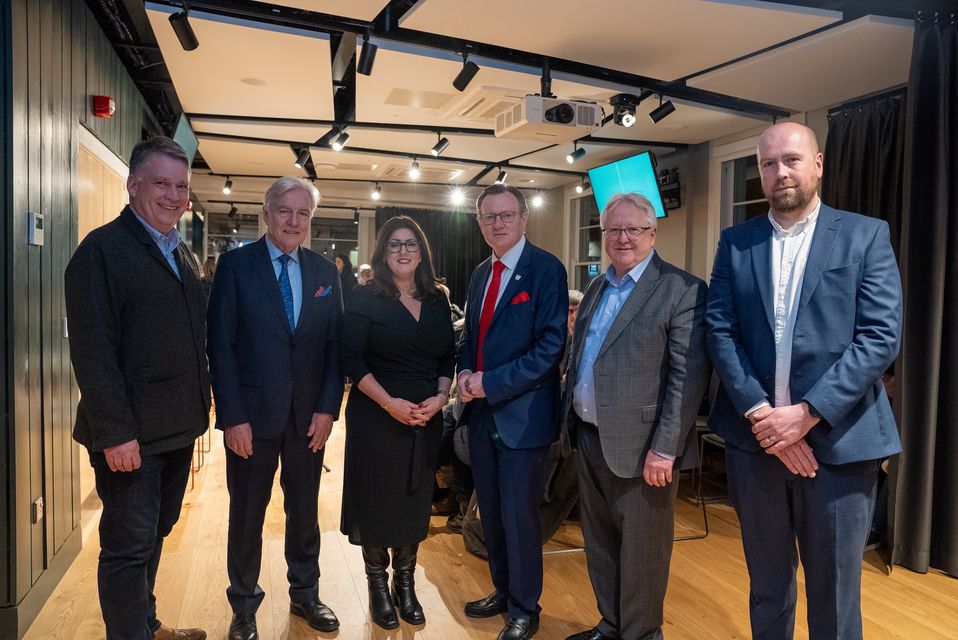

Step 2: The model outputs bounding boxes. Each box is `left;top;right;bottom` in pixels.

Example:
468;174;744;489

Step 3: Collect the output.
225;414;325;613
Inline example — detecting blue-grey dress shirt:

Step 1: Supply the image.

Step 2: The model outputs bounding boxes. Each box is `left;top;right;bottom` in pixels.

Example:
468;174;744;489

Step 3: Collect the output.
132;209;182;279
264;235;302;328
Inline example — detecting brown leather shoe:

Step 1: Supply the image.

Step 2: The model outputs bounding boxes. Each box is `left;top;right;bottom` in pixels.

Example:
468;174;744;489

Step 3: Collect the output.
153;624;207;640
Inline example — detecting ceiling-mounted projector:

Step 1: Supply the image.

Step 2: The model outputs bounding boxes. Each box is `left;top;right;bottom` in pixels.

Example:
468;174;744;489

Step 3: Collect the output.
494;95;602;143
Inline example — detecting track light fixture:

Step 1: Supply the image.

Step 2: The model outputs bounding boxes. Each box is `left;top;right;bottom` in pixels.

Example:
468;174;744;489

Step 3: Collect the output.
353;207;360;224
452;53;481;92
222;176;232;195
610;90;654;128
495;169;508;184
169;5;199;52
575;179;590;194
430;133;450;157
371;183;382;201
649;95;676;124
228;204;238;218
357;34;378;76
450;188;466;207
331;130;350;151
566;142;586;164
408;160;421;180
293;146;310;169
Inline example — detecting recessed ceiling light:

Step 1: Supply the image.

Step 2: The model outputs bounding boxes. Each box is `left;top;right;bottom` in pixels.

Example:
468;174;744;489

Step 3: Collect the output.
240;78;267;86
518;179;535;184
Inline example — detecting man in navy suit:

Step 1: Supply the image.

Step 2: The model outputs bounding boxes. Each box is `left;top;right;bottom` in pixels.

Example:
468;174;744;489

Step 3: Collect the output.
208;177;344;640
457;184;568;640
706;122;902;639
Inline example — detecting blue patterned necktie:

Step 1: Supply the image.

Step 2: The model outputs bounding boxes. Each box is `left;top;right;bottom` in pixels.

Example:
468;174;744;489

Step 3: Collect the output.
277;254;295;330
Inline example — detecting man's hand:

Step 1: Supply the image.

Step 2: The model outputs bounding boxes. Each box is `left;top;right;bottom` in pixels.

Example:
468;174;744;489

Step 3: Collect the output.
457;371;475;402
307;412;334;452
104;439;141;472
466;372;486;399
225;423;254;458
772;437;819;477
746;404;773;426
753;402;820;453
642;450;675;487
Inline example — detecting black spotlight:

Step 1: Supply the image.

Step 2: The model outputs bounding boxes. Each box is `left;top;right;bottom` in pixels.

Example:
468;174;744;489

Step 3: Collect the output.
575;179;590;194
566;144;586;164
357;36;378;76
222;176;232;195
649;97;676;124
228;205;238;219
353;208;360;224
293;146;310;169
430;135;450;157
169;10;199;52
452;54;480;92
495;169;508;184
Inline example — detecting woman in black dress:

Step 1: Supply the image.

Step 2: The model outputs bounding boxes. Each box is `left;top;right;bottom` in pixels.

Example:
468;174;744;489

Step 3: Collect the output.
340;216;454;629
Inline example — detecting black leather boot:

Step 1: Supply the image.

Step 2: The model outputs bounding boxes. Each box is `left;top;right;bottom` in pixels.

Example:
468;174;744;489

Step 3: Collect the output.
363;546;399;629
391;544;425;624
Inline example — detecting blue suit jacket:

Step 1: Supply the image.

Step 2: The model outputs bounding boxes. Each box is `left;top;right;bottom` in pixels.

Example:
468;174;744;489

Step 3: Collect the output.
208;237;344;439
705;205;902;464
457;240;568;449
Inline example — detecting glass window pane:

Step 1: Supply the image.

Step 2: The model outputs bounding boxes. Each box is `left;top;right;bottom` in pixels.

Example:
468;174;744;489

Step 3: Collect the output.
579;226;602;261
575;264;602;290
732;201;769;225
577;195;600;227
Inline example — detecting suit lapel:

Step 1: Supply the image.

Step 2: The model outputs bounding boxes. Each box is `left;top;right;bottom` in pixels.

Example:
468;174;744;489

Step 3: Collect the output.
121;207;182;281
596;255;664;360
750;219;776;333
798;206;842;309
251;237;293;334
567;274;607;381
489;240;532;327
295;247;319;336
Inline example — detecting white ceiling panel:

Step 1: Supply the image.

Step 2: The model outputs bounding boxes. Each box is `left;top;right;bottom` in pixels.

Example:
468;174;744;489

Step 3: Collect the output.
146;6;335;119
191;119;331;143
253;0;388;21
401;0;841;81
687;16;913;112
198;137;310;177
341;129;548;163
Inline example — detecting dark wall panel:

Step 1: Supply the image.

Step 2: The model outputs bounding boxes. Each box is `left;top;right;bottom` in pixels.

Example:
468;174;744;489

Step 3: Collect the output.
4;0;153;627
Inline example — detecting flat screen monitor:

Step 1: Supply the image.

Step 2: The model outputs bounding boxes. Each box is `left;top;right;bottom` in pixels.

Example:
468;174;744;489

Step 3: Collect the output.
171;114;198;165
587;151;667;218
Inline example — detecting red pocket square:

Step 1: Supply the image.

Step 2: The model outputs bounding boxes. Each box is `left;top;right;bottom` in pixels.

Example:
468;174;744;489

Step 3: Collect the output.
511;291;531;305
314;285;333;298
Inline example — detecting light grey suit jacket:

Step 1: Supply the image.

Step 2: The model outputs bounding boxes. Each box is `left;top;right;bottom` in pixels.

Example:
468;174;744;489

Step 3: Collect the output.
562;253;711;477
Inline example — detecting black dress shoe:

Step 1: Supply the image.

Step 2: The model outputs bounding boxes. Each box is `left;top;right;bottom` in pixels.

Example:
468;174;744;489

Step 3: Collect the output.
464;591;509;618
566;628;615;640
228;613;257;640
498;616;540;640
290;600;340;632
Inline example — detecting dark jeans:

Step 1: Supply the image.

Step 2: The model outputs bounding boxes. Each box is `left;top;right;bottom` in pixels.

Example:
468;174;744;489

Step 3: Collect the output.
90;444;194;640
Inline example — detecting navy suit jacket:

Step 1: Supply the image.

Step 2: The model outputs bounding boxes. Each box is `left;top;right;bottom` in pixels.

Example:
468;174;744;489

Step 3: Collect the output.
705;204;902;464
457;240;568;449
208;236;344;439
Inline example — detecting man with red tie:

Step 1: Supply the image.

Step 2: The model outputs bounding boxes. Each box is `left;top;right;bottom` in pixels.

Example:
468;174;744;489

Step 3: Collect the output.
457;184;568;640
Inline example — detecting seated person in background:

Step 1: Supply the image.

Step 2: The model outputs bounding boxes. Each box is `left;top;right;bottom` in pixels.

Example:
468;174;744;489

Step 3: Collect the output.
358;262;374;285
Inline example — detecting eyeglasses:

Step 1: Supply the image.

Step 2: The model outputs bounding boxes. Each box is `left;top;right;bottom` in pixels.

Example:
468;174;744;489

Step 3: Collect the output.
386;239;421;253
601;226;653;239
477;211;520;225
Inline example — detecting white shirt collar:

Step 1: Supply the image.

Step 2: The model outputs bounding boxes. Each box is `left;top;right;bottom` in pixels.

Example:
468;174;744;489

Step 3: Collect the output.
768;199;822;237
492;235;526;272
264;234;300;263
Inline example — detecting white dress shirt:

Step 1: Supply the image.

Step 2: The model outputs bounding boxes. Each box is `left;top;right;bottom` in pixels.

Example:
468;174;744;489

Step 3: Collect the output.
481;235;526;311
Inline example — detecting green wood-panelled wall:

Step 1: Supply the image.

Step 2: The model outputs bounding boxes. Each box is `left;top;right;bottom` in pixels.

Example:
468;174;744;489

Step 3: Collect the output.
1;1;154;636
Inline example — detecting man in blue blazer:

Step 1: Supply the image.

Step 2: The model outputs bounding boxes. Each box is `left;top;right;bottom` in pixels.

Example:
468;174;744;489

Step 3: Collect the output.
706;122;902;640
208;177;344;640
458;184;568;640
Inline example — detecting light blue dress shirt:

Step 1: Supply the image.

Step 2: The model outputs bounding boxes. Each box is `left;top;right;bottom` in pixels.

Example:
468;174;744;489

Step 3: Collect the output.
132;209;182;279
572;249;656;425
264;235;302;328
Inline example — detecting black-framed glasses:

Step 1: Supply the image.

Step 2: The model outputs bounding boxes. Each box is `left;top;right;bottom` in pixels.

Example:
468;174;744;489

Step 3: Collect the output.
386;239;421;253
601;226;653;239
477;211;519;225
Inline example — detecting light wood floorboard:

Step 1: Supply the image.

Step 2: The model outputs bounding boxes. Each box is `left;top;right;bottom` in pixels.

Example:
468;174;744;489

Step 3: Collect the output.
24;417;958;640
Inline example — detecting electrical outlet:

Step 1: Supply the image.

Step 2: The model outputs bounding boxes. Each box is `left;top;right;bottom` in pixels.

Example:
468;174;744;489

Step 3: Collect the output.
32;497;44;524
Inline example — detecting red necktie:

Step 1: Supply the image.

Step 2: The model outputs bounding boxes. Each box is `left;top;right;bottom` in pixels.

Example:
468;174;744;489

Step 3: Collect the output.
476;260;506;371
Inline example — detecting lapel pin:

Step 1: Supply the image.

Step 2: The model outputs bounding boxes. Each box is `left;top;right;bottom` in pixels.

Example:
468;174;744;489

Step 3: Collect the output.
515;274;522;281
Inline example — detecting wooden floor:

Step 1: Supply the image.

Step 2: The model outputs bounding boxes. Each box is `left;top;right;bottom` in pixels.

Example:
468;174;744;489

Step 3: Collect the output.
24;417;958;640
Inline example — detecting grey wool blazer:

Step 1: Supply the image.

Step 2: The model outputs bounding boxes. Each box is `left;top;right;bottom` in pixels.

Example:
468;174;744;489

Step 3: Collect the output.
561;252;710;477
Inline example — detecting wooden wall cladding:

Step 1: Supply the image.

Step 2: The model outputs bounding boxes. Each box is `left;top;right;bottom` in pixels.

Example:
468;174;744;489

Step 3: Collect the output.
3;0;152;627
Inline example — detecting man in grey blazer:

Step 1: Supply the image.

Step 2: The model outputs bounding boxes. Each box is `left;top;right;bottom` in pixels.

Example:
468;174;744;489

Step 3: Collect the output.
562;193;710;640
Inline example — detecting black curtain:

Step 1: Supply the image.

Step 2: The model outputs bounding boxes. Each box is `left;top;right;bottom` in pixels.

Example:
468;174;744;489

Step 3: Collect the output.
821;92;906;254
375;207;487;308
888;13;958;576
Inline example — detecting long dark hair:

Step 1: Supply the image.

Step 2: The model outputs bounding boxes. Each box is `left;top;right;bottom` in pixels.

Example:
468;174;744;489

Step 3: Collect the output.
368;216;445;302
336;253;353;273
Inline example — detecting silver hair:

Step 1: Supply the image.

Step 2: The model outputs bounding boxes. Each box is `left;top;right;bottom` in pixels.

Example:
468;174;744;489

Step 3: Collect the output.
602;192;657;228
568;289;584;307
263;176;319;212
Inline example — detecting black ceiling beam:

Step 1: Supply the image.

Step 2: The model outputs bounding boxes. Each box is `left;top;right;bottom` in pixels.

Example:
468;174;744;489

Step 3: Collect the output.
206;199;377;211
195;131;589;177
148;0;791;119
186;113;689;149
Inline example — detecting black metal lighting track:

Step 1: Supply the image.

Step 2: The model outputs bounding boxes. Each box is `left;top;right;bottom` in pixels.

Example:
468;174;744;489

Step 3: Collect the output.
147;0;792;120
206;199;377;212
